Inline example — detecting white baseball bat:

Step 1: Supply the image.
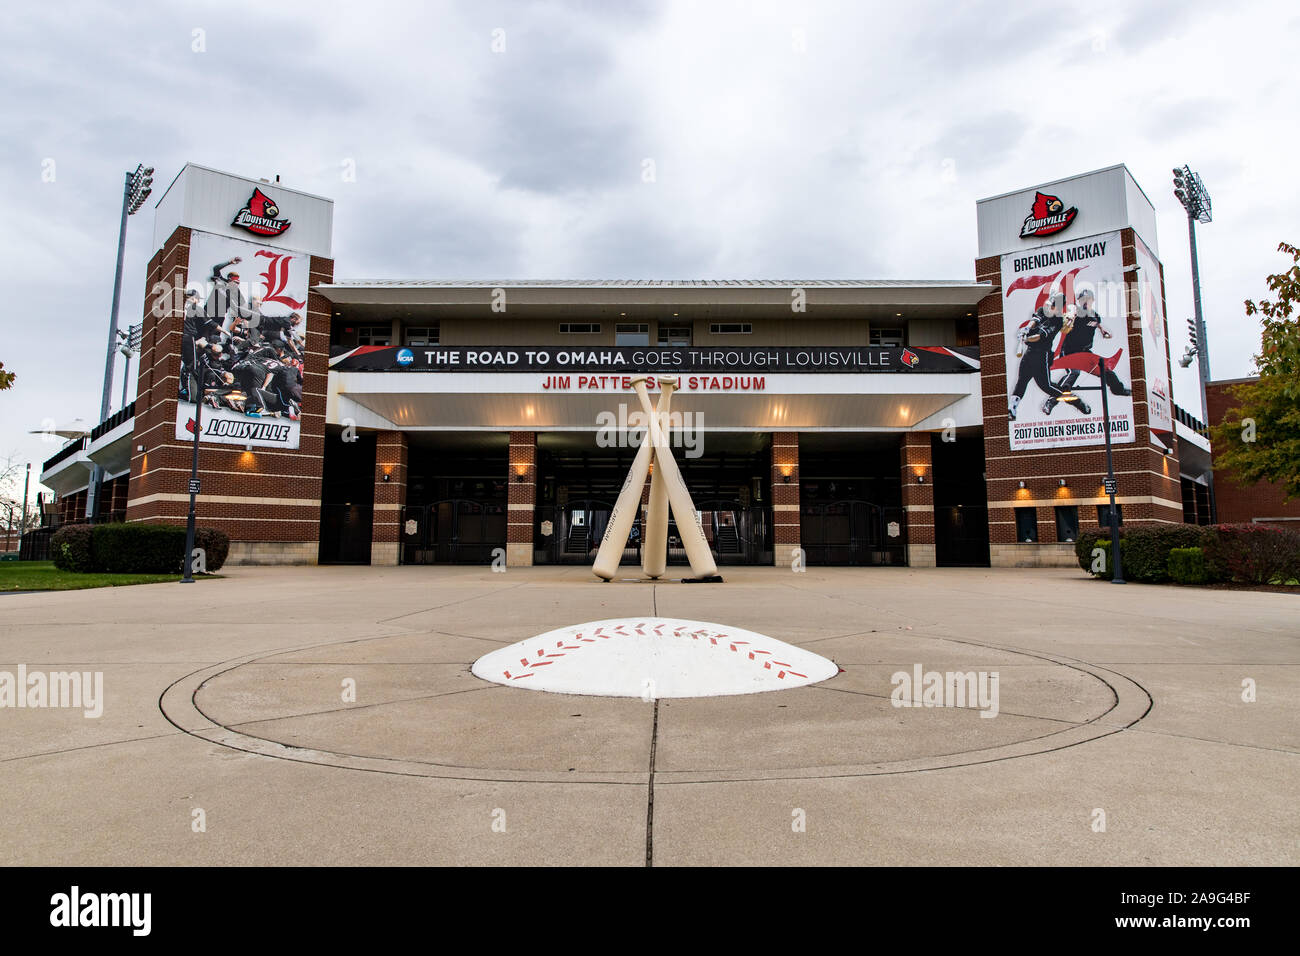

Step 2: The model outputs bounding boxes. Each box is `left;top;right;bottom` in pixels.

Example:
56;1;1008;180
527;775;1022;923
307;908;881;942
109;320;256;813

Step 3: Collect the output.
641;378;675;578
591;390;661;580
631;377;718;578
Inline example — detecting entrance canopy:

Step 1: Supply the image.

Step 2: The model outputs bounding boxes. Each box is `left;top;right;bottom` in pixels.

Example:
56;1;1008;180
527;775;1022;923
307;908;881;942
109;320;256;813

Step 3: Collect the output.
329;370;981;432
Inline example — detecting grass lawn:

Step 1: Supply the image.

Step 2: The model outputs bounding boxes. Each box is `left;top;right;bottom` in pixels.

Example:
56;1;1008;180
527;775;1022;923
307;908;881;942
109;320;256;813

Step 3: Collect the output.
0;561;221;592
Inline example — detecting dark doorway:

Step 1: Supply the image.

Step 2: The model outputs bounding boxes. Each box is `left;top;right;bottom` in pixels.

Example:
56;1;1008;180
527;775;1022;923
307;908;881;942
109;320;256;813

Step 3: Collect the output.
798;433;906;565
931;431;990;566
318;428;375;564
401;433;508;564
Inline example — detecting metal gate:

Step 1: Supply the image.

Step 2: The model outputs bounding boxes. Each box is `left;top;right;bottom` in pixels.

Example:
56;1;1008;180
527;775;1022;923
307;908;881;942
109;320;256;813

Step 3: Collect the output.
400;499;507;565
535;499;636;565
534;498;771;566
670;499;771;566
800;500;906;566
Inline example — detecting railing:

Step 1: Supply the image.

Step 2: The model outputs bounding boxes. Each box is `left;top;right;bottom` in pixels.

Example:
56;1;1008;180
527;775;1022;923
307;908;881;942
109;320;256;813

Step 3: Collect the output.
91;401;136;442
42;436;86;472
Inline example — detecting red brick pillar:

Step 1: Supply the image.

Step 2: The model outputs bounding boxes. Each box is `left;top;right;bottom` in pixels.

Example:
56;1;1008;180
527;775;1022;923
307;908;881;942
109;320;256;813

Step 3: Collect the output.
508;431;536;567
111;475;129;519
901;432;936;567
772;432;800;567
371;431;408;566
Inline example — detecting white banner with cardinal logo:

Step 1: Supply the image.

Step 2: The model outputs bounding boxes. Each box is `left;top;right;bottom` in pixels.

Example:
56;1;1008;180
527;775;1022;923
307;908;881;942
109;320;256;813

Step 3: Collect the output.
1000;230;1135;451
175;230;309;449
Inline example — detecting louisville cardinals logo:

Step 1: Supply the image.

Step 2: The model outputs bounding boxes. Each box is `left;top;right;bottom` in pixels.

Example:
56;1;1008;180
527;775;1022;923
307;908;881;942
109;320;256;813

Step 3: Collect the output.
231;188;291;237
900;348;920;368
185;417;196;434
1020;191;1078;239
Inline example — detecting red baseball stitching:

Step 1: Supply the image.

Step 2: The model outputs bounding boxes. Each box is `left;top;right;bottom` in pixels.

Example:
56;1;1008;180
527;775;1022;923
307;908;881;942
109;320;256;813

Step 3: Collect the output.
499;620;809;682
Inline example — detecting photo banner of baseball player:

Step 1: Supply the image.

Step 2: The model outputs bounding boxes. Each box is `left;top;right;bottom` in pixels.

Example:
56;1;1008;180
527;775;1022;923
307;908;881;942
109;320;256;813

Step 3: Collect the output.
1000;230;1135;451
174;230;309;449
1135;235;1174;446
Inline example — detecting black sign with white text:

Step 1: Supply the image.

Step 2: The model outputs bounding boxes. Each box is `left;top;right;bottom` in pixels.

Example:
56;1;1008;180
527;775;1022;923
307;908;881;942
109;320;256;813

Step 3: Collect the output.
330;345;981;374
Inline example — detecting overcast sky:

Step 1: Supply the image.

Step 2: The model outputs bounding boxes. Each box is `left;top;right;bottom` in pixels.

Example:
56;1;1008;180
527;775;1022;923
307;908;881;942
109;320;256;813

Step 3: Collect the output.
2;0;1296;499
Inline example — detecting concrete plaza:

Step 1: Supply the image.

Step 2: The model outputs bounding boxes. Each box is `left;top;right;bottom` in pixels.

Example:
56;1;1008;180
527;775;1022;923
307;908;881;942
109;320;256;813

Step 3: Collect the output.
0;565;1295;866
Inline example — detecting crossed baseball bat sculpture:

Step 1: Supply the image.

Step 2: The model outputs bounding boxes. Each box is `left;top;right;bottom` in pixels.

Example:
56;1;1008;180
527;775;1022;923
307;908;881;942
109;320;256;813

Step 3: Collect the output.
592;376;720;582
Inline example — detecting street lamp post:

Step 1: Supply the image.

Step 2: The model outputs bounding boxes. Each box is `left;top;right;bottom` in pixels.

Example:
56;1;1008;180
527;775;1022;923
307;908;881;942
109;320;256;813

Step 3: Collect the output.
20;462;30;558
88;164;153;524
1172;165;1217;524
180;364;205;584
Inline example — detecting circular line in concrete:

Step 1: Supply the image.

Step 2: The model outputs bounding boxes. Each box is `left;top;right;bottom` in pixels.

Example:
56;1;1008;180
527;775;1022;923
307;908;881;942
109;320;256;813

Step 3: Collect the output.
158;630;1151;784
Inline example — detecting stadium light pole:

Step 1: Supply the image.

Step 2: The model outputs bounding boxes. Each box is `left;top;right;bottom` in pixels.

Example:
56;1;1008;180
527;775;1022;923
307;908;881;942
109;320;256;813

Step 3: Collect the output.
89;164;153;524
1172;165;1216;523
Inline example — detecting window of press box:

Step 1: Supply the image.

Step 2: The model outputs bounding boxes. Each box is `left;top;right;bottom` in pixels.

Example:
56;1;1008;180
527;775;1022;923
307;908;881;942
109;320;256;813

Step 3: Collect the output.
869;326;905;346
1014;507;1039;543
616;323;649;345
1096;503;1123;526
358;325;392;346
709;323;752;334
657;325;692;346
559;323;601;334
405;325;439;346
1055;505;1079;543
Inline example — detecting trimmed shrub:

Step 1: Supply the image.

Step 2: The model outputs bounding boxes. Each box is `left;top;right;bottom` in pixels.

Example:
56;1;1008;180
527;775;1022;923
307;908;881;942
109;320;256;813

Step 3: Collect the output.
1203;523;1300;585
1121;525;1210;583
51;524;95;573
92;523;188;574
1168;547;1207;585
194;528;230;571
1075;529;1105;572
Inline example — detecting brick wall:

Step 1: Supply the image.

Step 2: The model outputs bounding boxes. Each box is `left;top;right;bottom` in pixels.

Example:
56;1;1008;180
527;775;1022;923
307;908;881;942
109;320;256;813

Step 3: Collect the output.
772;432;799;568
507;431;536;566
901;432;935;567
1206;378;1300;524
125;225;333;564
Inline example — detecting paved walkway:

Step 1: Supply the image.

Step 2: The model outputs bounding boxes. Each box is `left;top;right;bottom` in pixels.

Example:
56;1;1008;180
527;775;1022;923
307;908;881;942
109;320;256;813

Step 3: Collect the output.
1;565;1295;865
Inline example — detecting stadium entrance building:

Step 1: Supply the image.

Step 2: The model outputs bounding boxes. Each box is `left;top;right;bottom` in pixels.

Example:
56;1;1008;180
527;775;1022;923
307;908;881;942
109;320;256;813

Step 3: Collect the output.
39;163;1214;569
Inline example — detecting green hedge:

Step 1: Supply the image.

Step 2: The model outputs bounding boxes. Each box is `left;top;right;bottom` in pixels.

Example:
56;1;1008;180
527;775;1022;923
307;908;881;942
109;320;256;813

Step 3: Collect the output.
195;528;230;572
49;523;229;574
1077;522;1300;585
1120;525;1209;583
51;524;95;572
1168;547;1207;585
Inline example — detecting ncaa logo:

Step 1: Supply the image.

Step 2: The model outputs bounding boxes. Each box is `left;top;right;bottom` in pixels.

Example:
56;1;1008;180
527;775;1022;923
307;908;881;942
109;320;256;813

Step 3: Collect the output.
396;348;415;366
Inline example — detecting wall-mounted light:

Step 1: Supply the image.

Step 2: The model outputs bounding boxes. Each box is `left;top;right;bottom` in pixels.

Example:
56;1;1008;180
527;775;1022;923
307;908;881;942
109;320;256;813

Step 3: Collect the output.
1059;478;1068;488
245;443;252;452
916;475;926;484
1018;480;1026;489
382;472;391;482
779;464;793;483
136;444;145;452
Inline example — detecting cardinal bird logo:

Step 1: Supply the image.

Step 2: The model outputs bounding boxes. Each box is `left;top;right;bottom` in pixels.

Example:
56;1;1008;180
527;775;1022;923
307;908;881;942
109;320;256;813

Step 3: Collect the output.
231;188;291;237
1020;191;1078;239
185;417;197;434
900;348;920;368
